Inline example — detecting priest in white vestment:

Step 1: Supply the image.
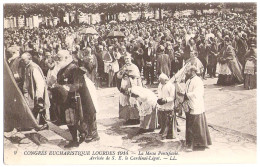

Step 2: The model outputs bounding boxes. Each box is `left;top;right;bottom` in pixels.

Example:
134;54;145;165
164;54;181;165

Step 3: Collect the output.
182;65;212;152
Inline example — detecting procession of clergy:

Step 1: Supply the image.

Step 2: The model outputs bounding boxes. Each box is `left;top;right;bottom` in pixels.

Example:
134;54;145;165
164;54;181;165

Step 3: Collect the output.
5;11;257;151
6;44;213;152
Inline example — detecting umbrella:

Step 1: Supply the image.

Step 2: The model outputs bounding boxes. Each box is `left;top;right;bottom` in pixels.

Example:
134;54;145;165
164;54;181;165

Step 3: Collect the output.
79;27;98;35
107;31;125;38
109;20;117;24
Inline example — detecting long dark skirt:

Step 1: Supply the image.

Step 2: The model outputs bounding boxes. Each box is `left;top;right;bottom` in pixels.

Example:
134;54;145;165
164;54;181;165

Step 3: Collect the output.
217;74;234;86
244;74;257;89
185;112;212;148
119;104;139;121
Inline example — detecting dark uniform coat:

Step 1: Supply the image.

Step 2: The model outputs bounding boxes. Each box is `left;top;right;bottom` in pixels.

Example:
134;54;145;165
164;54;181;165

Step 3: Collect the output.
53;61;97;137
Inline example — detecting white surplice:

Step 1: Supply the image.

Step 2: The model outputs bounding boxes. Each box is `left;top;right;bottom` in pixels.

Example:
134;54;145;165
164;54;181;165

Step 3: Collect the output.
157;82;175;111
185;75;205;115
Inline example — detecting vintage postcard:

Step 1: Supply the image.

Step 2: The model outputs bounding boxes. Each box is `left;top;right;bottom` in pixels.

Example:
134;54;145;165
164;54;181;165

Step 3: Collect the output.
2;0;257;165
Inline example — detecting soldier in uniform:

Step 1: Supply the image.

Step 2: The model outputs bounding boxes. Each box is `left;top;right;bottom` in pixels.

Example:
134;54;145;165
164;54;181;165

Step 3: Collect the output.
52;50;99;148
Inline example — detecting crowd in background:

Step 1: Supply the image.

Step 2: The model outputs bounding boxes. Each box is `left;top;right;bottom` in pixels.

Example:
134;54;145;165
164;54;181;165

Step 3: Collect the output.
5;11;257;89
4;9;257;150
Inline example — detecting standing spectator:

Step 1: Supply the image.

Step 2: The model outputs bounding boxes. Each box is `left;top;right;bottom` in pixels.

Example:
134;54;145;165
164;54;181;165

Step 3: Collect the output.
6;46;24;90
143;41;156;85
118;45;127;68
237;33;248;71
96;45;105;83
197;36;208;79
156;45;171;77
165;41;175;78
82;47;98;83
174;40;184;72
207;37;218;78
244;37;257;89
107;46;119;87
132;45;144;73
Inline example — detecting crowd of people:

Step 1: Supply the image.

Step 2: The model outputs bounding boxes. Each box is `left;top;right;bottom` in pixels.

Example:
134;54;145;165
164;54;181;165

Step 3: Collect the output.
4;10;256;151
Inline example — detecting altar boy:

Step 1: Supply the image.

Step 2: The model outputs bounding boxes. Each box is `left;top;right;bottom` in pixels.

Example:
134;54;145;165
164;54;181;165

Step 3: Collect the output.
157;73;177;139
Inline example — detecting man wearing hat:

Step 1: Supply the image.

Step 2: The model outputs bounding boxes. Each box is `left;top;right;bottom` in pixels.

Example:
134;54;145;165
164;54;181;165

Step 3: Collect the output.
156;45;171;78
143;41;156;85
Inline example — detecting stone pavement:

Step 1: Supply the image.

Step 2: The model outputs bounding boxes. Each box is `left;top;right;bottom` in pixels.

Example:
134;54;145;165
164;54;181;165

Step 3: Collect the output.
4;78;257;164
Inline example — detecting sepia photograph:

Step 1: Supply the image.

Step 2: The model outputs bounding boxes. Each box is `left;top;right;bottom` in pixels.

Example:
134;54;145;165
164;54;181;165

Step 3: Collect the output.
2;0;258;165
